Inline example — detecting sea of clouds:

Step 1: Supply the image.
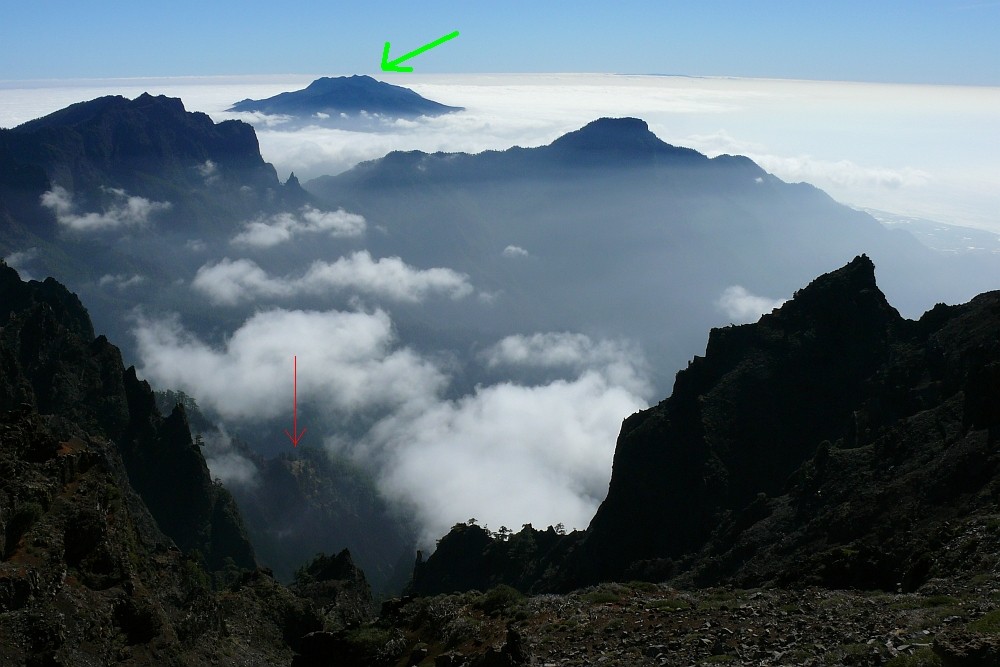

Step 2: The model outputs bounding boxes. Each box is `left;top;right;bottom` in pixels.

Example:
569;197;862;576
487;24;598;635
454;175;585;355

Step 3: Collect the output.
3;73;995;231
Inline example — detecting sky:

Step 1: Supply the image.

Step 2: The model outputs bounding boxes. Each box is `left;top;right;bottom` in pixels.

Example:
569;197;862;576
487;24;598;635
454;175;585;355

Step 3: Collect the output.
3;1;1000;85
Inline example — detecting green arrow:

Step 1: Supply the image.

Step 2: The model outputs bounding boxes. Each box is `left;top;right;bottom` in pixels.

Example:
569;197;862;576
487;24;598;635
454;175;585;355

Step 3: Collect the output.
381;31;459;72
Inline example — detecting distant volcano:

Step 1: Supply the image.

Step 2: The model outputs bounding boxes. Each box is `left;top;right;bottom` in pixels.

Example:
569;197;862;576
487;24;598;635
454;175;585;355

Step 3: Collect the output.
228;75;462;124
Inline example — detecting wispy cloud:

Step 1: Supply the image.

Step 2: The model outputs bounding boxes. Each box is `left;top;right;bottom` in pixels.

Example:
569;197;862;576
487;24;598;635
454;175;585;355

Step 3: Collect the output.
502;245;530;258
191;252;474;305
716;285;786;322
3;247;39;280
98;273;146;290
41;185;171;232
484;332;650;398
201;426;258;487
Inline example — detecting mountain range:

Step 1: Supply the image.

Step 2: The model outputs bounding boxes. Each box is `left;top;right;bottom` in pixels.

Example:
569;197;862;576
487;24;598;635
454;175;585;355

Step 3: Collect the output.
3;89;1000;649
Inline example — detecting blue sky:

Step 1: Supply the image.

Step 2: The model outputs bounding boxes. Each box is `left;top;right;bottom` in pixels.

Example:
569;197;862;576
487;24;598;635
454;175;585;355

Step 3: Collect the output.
2;1;999;84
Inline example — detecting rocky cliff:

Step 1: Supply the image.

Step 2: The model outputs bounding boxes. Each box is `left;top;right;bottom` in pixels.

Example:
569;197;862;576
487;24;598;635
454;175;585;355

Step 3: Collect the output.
0;262;375;664
410;256;1000;597
0;261;254;572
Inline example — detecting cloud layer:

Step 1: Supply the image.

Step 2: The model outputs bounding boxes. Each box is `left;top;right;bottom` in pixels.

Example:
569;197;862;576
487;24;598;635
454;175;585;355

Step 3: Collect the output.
191;252;474;305
41;185;170;231
133;309;650;546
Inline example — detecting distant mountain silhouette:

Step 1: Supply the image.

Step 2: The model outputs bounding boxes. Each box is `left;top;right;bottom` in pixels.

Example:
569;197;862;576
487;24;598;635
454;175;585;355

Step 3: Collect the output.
228;75;462;122
10;93;281;199
306;117;995;393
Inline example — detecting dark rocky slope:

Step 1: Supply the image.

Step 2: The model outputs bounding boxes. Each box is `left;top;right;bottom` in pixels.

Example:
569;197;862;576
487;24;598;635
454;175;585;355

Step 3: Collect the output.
0;263;375;664
0;261;254;572
231;445;415;596
410;256;1000;599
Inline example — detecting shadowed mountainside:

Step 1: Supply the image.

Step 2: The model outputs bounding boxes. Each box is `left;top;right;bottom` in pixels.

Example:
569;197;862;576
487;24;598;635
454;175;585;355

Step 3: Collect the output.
0;263;376;664
409;256;1000;597
0;260;255;572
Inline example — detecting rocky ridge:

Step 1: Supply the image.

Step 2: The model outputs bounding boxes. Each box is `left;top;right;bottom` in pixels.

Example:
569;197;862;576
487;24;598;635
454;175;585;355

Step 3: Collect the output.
0;263;374;664
409;256;1000;600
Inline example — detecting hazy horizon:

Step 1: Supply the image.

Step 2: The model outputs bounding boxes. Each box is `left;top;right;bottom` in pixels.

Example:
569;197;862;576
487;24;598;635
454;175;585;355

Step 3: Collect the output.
2;73;998;235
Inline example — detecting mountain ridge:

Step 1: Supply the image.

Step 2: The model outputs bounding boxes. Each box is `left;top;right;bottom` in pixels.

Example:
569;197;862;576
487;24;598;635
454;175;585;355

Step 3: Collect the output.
407;255;1000;598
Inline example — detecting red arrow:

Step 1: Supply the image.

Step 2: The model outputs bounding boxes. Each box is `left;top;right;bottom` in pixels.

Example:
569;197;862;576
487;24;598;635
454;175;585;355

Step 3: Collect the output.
284;355;306;447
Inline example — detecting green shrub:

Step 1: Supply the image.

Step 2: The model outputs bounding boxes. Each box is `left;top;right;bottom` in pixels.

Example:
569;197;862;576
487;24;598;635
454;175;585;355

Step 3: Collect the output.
885;647;942;666
474;584;524;616
969;609;1000;634
650;597;691;611
627;580;659;592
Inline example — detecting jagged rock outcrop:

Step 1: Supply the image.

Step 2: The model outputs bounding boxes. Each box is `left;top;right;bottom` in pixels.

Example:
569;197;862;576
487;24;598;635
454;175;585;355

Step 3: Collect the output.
567;254;1000;591
290;549;374;631
229;444;415;596
0;261;254;572
0;262;396;663
408;523;580;597
408;256;1000;596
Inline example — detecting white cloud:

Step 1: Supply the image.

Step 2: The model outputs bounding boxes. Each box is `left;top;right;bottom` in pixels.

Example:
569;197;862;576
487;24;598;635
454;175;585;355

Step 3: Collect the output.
484;332;651;398
132;308;446;422
196;159;219;185
502;245;530;258
716;285;786;323
201;426;258;487
191;252;474;305
366;371;648;545
133;305;650;548
3;247;39;279
186;239;207;252
751;154;931;190
231;206;366;247
98;273;145;290
40;185;171;232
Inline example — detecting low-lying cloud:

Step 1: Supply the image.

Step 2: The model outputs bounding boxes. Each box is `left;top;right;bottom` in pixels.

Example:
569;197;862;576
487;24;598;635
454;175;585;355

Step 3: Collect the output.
751;154;931;190
201;426;259;487
369;371;646;544
41;185;171;231
192;252;474;305
133;306;651;547
133;307;446;422
232;206;366;248
484;332;650;398
717;285;786;322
